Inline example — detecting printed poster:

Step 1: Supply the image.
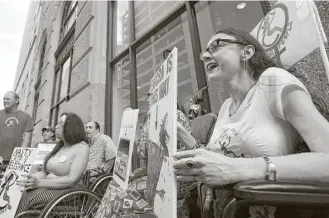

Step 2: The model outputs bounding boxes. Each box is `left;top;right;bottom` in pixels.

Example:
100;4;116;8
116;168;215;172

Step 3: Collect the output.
250;0;323;68
0;148;38;218
147;47;177;218
30;143;56;174
113;109;139;190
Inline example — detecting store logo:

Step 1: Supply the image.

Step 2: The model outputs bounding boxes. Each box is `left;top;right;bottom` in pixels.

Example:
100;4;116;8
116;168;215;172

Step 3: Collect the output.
256;3;292;66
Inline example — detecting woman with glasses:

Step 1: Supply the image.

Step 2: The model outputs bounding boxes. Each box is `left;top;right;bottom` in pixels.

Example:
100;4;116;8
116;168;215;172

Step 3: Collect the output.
174;27;329;218
16;112;89;215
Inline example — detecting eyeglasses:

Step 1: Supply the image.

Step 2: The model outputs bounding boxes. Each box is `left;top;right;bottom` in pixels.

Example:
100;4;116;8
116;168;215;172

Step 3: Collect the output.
200;38;248;61
56;120;65;127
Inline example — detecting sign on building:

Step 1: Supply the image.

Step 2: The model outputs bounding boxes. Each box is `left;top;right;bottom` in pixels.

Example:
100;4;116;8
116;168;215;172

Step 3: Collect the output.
147;47;178;218
0;148;38;218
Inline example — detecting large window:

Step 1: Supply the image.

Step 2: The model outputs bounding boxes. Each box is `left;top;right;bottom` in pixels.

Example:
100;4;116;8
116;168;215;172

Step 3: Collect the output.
50;52;73;127
195;1;265;112
107;1;267;145
112;55;131;144
33;38;47;124
50;1;77;126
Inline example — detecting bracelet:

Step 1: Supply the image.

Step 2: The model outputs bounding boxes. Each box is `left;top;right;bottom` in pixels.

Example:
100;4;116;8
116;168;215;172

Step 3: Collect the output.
263;156;277;181
192;140;203;149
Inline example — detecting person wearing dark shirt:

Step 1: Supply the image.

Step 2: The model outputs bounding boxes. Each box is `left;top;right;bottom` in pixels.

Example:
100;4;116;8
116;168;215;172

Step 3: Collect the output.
0;91;33;161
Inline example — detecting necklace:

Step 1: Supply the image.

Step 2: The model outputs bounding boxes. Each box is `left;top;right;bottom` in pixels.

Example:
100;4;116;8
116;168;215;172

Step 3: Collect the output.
229;83;256;116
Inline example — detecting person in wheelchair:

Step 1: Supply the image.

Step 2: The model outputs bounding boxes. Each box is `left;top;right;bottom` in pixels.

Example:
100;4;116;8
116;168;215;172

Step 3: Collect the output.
85;121;116;181
16;112;89;215
174;27;329;218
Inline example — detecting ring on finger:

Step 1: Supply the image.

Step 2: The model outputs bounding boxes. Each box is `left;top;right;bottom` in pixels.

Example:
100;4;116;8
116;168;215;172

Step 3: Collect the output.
185;158;195;168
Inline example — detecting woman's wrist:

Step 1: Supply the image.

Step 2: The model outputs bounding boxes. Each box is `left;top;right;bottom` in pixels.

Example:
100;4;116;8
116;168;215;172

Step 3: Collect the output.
234;157;267;182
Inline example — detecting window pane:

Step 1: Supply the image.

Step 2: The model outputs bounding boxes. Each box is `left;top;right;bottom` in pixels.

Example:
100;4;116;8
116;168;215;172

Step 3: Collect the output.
113;1;129;56
134;1;183;39
195;1;264;112
60;57;71;100
112;56;131;144
54;70;61;104
136;12;197;129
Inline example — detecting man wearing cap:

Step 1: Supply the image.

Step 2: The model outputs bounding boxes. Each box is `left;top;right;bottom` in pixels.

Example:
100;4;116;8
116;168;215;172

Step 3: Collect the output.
0;91;33;162
85;121;117;178
41;126;55;143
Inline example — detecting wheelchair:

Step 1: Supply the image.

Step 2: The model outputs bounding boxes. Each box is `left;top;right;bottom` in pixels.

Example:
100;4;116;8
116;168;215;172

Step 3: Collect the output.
15;169;113;218
190;113;329;218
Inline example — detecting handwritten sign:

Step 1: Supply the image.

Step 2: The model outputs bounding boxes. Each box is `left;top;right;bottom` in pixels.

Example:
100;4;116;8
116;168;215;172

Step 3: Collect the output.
113;109;139;190
0;148;38;218
147;47;177;218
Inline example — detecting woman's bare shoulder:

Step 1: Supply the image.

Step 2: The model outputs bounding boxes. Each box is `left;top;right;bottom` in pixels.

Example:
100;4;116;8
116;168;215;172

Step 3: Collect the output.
72;141;89;153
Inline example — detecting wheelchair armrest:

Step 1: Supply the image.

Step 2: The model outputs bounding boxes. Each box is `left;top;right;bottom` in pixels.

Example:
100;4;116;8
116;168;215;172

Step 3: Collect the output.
233;180;329;206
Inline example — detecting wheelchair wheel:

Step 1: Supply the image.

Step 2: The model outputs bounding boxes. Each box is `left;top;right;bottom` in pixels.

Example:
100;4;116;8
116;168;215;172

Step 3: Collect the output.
39;189;101;218
15;210;42;218
90;174;112;199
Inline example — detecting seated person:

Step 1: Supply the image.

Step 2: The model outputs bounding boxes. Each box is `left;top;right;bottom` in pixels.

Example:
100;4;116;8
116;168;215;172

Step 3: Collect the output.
16;112;89;214
174;27;329;218
96;104;191;218
85;121;117;178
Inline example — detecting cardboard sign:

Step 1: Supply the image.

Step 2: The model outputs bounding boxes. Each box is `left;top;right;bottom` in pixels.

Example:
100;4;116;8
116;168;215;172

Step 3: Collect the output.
113;109;139;190
0;148;38;218
250;0;321;67
147;47;177;218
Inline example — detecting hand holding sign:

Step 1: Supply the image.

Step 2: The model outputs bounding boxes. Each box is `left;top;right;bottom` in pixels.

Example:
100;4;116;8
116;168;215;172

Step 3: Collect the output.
16;174;40;191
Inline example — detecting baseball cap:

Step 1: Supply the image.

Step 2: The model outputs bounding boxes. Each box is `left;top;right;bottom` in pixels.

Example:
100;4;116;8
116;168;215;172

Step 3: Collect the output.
42;126;55;133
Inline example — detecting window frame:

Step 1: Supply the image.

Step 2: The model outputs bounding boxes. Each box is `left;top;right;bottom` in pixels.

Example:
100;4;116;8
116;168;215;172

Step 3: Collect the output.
60;1;78;41
105;1;270;137
49;1;78;127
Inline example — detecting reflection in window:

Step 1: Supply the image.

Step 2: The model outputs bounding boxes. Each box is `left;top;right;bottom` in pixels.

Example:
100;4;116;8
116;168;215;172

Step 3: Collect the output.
54;70;61;104
60;57;71;100
195;1;264;112
136;12;197;131
113;1;130;55
134;1;183;38
61;1;78;39
112;56;131;144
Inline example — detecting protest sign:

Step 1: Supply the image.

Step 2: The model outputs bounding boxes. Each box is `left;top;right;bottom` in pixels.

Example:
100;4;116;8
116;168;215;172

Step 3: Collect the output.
147;47;177;218
250;0;325;68
0;148;38;218
113;108;139;190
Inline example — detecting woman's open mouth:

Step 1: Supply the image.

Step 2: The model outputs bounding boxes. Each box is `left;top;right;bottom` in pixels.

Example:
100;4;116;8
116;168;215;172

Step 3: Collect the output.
206;62;219;72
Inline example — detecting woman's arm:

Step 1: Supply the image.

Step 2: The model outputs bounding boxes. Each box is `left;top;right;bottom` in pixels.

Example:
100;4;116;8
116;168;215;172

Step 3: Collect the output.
240;87;329;182
38;143;90;189
32;170;48;179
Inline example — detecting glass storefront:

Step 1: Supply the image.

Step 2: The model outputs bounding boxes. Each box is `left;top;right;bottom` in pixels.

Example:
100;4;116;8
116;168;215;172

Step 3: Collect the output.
108;1;266;147
195;1;265;112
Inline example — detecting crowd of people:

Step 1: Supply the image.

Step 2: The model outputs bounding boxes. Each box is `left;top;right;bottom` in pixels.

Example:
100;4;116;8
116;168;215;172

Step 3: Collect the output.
0;27;329;218
0;92;117;216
